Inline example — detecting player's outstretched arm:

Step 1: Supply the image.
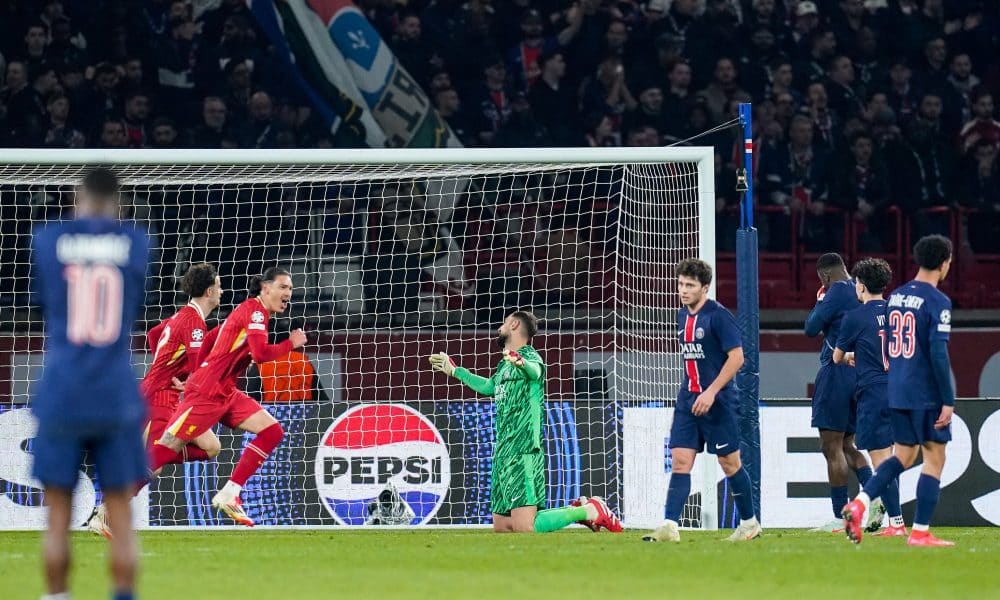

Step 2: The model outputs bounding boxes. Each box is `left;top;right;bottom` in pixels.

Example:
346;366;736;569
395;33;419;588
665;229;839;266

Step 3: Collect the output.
247;329;306;363
429;352;495;395
503;350;543;380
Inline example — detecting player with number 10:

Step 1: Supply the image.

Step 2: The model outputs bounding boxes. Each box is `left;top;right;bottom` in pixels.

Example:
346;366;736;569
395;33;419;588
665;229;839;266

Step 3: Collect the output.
31;168;149;600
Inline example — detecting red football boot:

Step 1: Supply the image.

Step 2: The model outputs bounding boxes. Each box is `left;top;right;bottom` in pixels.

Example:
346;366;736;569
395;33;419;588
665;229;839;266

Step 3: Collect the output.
907;530;955;547
873;524;908;537
841;499;866;544
570;496;599;532
586;496;623;533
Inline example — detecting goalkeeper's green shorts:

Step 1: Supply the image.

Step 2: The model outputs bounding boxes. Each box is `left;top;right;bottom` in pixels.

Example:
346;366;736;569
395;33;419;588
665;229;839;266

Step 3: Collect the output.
490;450;546;516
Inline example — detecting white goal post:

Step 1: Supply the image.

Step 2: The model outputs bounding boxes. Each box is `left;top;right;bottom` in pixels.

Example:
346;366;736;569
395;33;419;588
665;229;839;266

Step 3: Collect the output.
0;146;719;530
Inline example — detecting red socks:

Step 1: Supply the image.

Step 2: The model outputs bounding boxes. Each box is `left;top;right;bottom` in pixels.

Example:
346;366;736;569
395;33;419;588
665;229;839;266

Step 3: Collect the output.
149;443;180;473
230;423;284;487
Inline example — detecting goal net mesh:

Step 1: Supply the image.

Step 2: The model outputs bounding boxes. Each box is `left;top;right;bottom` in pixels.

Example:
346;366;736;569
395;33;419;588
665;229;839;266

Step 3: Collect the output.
0;158;710;529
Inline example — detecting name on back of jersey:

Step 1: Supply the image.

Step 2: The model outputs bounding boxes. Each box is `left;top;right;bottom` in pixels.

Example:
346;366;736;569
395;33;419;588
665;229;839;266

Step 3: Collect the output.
680;342;706;359
888;293;925;310
56;233;132;265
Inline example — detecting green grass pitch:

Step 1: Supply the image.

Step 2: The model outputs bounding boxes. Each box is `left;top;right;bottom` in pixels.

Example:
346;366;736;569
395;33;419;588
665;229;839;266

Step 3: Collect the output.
1;528;998;599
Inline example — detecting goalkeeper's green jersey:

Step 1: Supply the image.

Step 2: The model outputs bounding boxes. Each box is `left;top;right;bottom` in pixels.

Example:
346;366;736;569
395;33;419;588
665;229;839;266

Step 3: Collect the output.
454;345;545;455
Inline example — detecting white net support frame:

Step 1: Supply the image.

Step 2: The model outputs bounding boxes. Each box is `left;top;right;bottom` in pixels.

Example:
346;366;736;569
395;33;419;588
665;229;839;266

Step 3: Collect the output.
0;147;718;530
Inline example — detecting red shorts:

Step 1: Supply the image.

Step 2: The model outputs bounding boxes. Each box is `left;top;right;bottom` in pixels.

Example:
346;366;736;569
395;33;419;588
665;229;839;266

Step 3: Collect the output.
144;390;181;450
164;386;263;442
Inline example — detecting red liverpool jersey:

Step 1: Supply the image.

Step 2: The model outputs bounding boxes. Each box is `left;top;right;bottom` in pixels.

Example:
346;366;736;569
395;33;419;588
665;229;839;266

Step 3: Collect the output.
140;302;208;405
186;297;292;398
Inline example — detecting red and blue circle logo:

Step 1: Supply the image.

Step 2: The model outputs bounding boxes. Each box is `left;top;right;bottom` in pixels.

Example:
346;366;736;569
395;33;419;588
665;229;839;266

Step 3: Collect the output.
314;404;450;525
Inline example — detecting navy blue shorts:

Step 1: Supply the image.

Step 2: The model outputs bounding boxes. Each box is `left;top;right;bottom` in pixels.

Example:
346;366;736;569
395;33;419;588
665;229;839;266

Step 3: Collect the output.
855;384;892;451
32;419;147;491
669;392;740;456
811;363;856;434
890;408;952;446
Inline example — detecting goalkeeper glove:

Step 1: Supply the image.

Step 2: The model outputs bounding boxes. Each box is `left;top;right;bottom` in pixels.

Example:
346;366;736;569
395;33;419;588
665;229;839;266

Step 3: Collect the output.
503;350;526;368
429;352;457;377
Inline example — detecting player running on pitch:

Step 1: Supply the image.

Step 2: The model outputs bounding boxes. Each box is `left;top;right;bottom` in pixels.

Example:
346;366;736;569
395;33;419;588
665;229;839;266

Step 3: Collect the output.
87;262;224;538
832;258;906;536
429;310;622;533
643;259;761;542
31;168;148;599
805;253;881;532
843;235;957;547
148;267;306;526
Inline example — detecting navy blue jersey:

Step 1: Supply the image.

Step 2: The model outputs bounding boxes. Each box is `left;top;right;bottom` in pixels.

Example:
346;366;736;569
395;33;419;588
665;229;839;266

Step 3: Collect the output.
886;280;952;410
31;218;150;425
836;300;888;389
805;279;861;366
677;299;743;396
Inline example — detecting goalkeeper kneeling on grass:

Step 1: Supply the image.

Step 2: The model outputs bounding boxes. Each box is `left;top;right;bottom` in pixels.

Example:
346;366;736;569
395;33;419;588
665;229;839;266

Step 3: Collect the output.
430;310;622;534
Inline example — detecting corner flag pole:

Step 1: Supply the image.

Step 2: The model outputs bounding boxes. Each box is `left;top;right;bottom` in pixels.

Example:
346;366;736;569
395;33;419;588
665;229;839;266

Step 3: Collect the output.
735;103;762;521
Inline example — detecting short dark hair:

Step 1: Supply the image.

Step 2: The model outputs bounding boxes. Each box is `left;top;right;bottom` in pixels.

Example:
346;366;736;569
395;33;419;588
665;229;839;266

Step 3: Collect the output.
248;266;291;296
851;258;892;294
80;167;120;201
913;235;952;270
510;310;539;340
676;258;713;286
181;263;218;298
816;252;845;272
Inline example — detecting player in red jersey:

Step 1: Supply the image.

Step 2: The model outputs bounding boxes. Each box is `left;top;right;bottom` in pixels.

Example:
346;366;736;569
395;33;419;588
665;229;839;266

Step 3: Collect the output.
149;267;306;526
87;263;225;538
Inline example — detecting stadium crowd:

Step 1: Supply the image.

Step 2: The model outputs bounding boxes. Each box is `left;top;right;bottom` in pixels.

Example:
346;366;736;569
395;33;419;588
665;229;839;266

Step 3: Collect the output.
1;0;999;257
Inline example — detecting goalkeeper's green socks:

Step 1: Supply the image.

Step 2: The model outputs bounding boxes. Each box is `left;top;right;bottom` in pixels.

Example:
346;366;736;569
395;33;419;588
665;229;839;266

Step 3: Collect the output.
533;505;591;533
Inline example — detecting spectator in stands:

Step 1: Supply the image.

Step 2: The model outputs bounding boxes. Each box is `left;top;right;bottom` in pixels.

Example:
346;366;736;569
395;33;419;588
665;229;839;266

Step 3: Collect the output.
123;90;151;148
580;56;635;137
494;91;552;147
829;131;890;251
695;57;750;124
904;117;959;240
853;27;884;100
789;1;821;52
78;62;122;136
766;59;800;105
959;90;1000;155
186;96;229;148
7;62;58;146
18;21;49;72
507;9;560;90
805;81;837;151
625;123;659;147
390;11;435;88
99;118;128;148
661;58;692;133
794;28;836;91
528;51;576;146
622;81;664;141
154;4;199;124
121;58;145;92
47;17;89;69
830;0;869;58
582;111;615;147
758;114;830;251
468;53;512;146
43;93;85;148
916;92;955;143
961;139;1000;253
150;117;180;148
1;61;28;107
604;19;629;60
433;87;473;147
244;91;278;148
220;59;253;125
825;55;862;121
886;58;921;125
947;53;979;125
919;37;948;91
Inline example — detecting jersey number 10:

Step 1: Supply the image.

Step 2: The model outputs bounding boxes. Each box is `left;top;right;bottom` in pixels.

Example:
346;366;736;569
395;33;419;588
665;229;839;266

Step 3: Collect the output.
64;264;123;346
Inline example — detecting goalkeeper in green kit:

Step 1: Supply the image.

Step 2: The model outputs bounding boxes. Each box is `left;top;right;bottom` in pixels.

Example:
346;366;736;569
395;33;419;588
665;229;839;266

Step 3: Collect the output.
429;310;622;534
